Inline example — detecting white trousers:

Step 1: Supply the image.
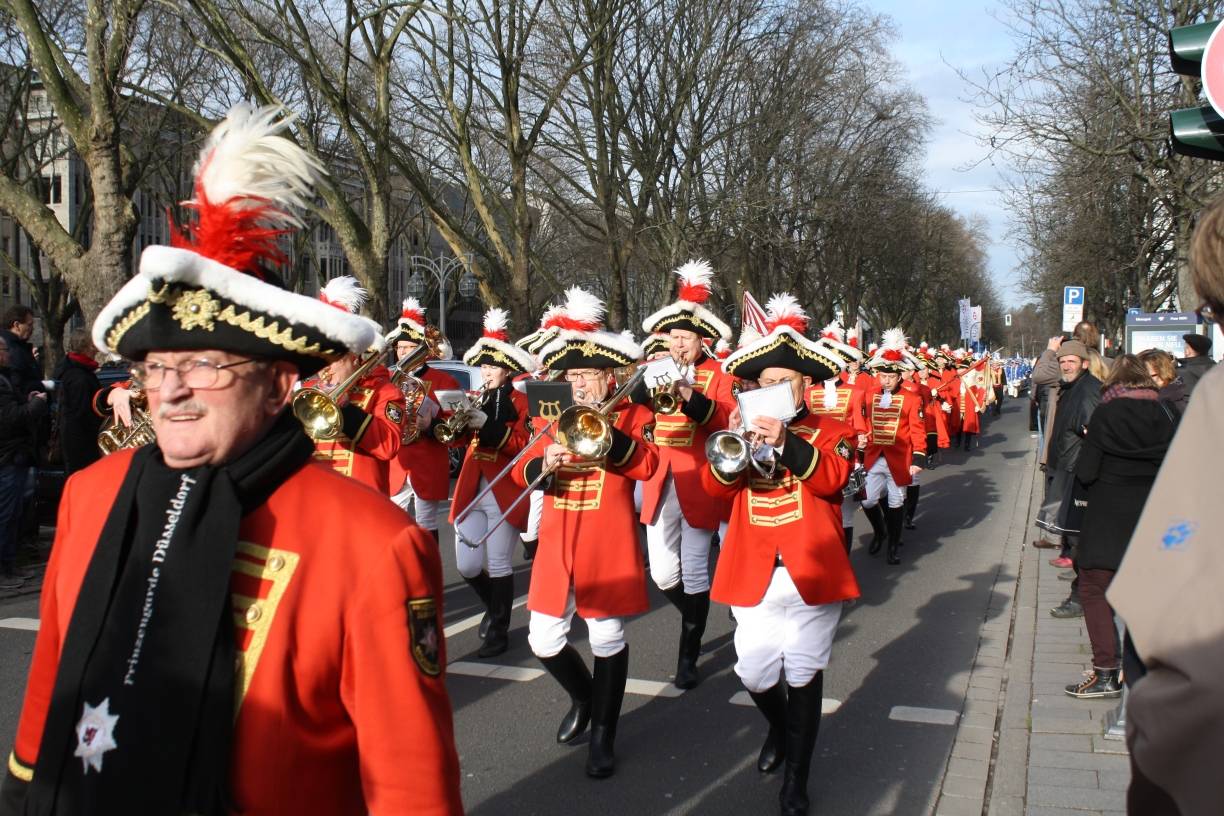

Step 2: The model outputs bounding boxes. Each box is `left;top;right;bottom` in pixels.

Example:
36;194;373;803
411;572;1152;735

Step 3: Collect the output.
521;489;544;542
455;477;517;579
645;475;712;594
861;456;904;510
528;589;626;659
731;567;842;692
391;479;446;531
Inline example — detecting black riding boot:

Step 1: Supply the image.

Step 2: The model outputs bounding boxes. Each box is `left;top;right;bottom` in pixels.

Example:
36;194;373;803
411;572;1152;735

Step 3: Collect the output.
903;485;920;530
884;506;904;565
477;574;514;658
538;645;593;743
463;572;493;640
863;504;887;556
842;527;853;555
779;672;824;816
586;646;630;778
660;583;686;613
963;432;973;451
521;536;538;561
674;591;709;690
748;682;788;773
925;433;938;468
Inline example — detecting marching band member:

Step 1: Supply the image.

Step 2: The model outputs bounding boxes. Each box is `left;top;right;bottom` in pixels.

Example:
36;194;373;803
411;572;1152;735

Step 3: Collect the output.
511;306;564;561
957;354;988;451
513;287;658;779
860;329;927;565
638;260;735;689
1;104;461;815
806;322;868;552
303;276;406;494
388;298;461;545
449;308;535;658
701;294;858;816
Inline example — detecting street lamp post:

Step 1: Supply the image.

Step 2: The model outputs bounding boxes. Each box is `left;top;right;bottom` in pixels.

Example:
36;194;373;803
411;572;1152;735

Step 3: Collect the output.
406;254;477;337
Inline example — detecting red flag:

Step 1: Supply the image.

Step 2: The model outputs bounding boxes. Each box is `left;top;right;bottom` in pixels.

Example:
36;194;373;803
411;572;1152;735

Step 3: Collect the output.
741;291;768;335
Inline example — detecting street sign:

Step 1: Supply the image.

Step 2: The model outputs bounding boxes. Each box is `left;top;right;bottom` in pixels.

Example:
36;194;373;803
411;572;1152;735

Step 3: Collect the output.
1004;313;1012;327
958;298;972;341
1062;286;1085;333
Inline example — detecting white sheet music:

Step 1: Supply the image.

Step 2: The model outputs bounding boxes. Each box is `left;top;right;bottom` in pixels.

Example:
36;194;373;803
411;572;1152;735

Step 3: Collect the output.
434;389;473;414
642;356;685;389
736;381;797;427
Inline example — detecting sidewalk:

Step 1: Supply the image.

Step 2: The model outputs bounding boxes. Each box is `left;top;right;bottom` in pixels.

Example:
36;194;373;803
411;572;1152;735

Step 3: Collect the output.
931;436;1130;816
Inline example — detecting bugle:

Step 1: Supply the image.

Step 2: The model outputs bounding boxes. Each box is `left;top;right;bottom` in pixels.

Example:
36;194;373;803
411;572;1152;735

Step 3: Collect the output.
705;426;777;479
292;327;401;441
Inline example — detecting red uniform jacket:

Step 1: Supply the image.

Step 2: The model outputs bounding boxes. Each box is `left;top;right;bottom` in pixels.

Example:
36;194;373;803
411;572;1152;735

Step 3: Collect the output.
8;450;462;816
305;369;405;495
916;373;948;447
863;387;927;486
387;366;462;502
937;369;962;437
515;402;659;619
701;410;860;607
840;370;877;394
449;388;530;530
805;380;868;433
959;369;987;434
638;357;735;530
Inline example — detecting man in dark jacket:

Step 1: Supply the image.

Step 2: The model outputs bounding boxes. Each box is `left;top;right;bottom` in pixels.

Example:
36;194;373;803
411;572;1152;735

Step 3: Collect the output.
0;305;44;396
52;329;103;474
1178;333;1215;396
0;335;47;589
1042;340;1101;618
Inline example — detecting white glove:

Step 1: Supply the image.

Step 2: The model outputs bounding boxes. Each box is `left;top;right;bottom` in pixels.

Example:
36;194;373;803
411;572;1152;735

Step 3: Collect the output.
466;408;488;430
941;403;952;414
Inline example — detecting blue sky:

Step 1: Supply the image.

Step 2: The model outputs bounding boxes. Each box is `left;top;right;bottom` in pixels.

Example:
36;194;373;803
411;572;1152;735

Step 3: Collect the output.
868;0;1027;306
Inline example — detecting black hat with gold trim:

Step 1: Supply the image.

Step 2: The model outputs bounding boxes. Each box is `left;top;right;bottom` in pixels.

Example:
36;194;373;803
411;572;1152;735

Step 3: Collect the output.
537;287;643;370
514;303;564;362
721;294;845;381
642;332;671;358
92;105;374;377
641;259;732;341
866;328;921;373
464;308;536;373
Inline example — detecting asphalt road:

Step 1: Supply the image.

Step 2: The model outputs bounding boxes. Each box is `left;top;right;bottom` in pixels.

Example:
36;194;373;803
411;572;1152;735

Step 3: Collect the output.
0;398;1033;816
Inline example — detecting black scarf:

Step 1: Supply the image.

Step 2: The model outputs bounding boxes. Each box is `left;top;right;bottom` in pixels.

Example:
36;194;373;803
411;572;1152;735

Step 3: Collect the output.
26;410;314;816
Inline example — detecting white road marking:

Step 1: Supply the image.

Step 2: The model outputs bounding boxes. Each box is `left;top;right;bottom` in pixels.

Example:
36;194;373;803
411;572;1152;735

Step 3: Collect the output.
443;595;529;638
729;691;842;714
888;705;959;725
449;661;544;682
0;617;39;631
624;679;684;698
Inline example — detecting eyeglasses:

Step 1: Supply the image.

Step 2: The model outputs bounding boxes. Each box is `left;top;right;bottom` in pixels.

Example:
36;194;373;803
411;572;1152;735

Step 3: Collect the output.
564;371;605;382
131;358;258;390
757;375;801;388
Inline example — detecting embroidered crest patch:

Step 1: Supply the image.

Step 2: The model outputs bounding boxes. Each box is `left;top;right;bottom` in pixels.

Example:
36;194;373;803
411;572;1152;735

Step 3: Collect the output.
406;598;441;676
835;439;853;461
386;402;404;425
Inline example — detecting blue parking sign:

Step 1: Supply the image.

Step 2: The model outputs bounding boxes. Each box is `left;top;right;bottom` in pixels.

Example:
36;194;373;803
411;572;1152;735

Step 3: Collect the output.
1064;286;1084;305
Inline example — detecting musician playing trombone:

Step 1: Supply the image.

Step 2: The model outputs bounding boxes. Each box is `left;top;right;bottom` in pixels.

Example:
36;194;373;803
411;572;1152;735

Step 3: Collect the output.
699;294;859;816
298;277;407;495
512;288;658;780
448;308;535;659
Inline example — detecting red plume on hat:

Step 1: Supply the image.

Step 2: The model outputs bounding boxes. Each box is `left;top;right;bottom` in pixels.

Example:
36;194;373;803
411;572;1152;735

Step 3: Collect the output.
552;287;605;332
675;259;714;304
482;307;510;341
763;294;809;334
400;297;426;325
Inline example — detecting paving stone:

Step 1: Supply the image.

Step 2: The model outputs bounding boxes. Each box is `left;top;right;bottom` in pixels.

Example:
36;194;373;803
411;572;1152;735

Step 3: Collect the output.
934;794;986;816
1031;716;1105;735
961;712;996;730
946;755;989;780
952;737;993;762
942;774;987;800
1091;735;1130;756
1027;783;1126;811
1097;768;1131;791
1025;808;1104;816
1027;765;1098;788
957;724;996;744
986;793;1025;816
1029;733;1094;752
968;686;1000;702
1029;749;1131;771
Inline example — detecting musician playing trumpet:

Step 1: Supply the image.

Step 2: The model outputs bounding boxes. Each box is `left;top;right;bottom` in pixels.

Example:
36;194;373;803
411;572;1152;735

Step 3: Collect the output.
513;288;658;780
302;276;406;494
448;308;534;658
699;294;859;816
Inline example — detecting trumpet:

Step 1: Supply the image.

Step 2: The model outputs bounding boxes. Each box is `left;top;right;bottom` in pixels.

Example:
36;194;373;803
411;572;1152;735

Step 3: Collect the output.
97;389;156;454
705;425;778;479
651;380;679;414
292;327;401;441
433;386;486;443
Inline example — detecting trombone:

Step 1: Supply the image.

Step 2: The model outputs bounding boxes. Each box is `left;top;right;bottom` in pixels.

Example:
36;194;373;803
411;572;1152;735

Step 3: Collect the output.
292;327;402;442
459;364;648;549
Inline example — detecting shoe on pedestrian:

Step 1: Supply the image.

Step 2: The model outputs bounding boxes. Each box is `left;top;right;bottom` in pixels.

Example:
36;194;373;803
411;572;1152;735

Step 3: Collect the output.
1049;556;1073;568
1049;599;1083;619
1064;667;1122;699
1030;539;1058;550
1057;570;1075;582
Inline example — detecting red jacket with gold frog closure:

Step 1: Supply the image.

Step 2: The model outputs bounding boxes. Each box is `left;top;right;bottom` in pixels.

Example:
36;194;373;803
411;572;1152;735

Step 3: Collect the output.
387;365;461;501
303;365;405;495
863;384;928;486
448;385;531;530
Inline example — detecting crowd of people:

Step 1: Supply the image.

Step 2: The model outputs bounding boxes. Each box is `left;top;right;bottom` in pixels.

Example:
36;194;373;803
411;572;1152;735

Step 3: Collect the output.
0;102;1220;815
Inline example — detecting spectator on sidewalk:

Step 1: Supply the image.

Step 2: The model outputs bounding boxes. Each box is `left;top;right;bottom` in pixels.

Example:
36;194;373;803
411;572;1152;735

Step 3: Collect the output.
1109;198;1224;816
0;305;44;396
0;335;47;590
1035;340;1101;618
1138;349;1189;415
51;329;104;474
1062;355;1178;700
1177;333;1214;396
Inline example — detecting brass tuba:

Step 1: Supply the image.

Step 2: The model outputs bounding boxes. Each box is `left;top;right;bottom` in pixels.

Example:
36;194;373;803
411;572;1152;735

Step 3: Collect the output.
97;390;157;454
388;344;431;443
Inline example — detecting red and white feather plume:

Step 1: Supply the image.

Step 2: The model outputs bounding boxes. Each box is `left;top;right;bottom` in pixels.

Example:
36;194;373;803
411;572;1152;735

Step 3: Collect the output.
763;294;809;334
675;259;714;304
482;307;510;341
319;275;368;314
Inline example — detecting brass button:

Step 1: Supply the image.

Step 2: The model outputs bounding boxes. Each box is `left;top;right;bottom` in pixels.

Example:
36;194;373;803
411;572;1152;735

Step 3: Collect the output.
266;555;285;573
245;604;262;624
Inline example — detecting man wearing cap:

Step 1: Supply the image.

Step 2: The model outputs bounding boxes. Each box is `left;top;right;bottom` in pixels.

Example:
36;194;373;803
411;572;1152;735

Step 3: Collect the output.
860;329;927;565
513;287;658;780
638;260;736;689
0;106;462;816
701;294;858;816
303;276;406;495
1178;332;1214;396
388;298;461;547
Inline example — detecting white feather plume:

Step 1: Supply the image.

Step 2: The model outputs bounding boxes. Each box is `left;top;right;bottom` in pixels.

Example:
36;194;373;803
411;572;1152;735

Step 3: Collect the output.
321;275;368;313
194;104;323;224
561;287;605;328
881;327;908;351
765;293;807;321
820;321;845;342
738;324;762;348
402;296;423;313
483;307;509;334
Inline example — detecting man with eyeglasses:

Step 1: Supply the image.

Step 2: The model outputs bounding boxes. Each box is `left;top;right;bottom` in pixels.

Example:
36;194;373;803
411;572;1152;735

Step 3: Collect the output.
700;294;858;816
0;106;461;815
638;260;735;690
512;287;658;780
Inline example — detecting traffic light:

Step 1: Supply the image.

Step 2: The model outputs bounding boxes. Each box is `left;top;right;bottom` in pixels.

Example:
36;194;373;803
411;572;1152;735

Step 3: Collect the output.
1169;20;1224;159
